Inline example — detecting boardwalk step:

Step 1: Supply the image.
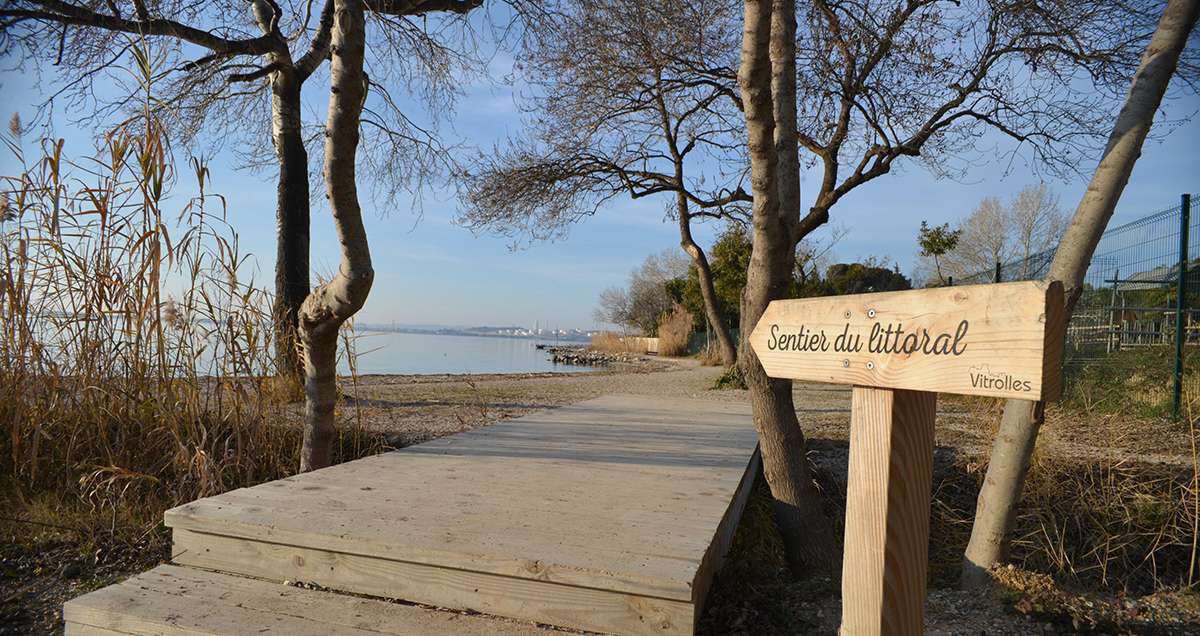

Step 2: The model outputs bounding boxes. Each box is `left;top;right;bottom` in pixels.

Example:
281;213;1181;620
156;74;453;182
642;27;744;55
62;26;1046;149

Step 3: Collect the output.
70;394;759;636
165;394;759;635
63;564;564;635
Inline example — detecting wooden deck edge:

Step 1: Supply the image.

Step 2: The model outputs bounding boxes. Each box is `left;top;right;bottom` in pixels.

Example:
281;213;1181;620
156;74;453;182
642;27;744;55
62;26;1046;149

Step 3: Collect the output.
690;444;760;618
170;528;696;636
162;508;694;602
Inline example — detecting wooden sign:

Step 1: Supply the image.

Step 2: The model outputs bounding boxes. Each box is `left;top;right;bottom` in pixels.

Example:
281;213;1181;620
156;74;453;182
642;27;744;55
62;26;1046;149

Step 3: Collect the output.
749;280;1066;636
748;280;1065;401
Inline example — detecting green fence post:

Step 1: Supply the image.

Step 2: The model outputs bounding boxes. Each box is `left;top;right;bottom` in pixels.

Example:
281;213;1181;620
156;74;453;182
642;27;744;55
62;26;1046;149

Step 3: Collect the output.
1173;193;1191;420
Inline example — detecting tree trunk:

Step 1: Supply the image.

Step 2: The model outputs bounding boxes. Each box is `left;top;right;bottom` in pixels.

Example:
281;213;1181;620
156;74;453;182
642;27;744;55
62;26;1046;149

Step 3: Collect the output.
961;0;1200;589
736;0;836;574
270;68;312;383
770;0;799;221
676;193;737;367
299;0;373;472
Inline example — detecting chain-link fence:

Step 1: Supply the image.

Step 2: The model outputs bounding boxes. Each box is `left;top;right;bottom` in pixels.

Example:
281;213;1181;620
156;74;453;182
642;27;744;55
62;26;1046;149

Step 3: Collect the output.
958;193;1197;416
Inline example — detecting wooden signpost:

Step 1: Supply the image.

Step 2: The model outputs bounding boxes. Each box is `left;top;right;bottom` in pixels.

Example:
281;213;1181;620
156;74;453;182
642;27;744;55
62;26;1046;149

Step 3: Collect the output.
749;280;1066;635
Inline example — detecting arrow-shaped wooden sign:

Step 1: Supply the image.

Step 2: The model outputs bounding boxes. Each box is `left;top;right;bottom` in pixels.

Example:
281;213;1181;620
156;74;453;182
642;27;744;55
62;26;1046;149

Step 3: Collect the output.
748;280;1065;401
749;280;1066;635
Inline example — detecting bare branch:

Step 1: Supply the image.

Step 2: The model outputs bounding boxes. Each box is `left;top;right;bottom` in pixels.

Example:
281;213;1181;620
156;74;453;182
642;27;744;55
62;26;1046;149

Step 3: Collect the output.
295;0;335;79
369;0;483;15
2;1;284;55
227;61;285;83
790;0;1186;245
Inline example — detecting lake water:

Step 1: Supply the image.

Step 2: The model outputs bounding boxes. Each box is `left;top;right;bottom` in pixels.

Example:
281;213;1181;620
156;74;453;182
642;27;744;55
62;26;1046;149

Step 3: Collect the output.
342;331;593;375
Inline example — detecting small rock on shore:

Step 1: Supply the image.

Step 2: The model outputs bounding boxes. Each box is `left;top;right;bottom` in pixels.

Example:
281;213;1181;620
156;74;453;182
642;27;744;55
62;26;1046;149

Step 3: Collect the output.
545;345;644;366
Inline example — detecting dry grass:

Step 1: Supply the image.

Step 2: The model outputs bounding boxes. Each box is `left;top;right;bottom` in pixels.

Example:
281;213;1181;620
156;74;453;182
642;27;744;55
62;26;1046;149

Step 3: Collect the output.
1017;456;1196;592
924;410;1200;596
588;331;641;353
0;47;382;547
656;305;693;357
1064;345;1200;418
1016;368;1200;594
926;358;1200;595
697;344;724;366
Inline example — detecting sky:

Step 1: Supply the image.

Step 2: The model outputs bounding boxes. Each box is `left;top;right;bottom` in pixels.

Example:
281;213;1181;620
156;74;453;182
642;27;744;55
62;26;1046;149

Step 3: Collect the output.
1;18;1198;330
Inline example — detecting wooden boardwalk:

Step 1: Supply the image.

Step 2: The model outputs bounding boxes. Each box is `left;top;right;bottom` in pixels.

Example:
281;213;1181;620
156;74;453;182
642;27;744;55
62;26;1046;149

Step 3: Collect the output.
66;394;759;635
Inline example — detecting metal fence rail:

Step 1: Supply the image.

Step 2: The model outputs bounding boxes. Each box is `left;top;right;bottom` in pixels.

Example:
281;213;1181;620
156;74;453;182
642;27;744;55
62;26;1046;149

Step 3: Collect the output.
959;193;1197;417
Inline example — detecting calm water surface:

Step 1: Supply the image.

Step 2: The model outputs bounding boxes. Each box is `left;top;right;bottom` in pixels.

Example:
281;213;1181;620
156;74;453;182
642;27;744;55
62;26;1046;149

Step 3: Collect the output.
342;331;593;375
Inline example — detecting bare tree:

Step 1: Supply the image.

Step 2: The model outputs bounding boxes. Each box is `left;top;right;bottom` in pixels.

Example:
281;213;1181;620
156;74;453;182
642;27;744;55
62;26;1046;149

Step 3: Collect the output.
938;196;1009;279
790;0;1184;238
961;0;1200;589
1;0;482;381
934;185;1066;280
595;250;689;334
456;0;749;367
1009;183;1067;278
593;286;631;329
794;225;846;288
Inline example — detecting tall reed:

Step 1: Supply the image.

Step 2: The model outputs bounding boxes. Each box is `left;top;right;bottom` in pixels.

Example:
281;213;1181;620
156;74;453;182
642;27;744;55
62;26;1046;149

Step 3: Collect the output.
0;44;380;532
656;305;693;357
589;331;639;353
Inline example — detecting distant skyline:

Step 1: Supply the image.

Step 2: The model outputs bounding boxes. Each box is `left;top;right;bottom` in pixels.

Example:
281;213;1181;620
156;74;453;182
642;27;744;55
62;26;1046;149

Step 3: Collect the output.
2;31;1197;330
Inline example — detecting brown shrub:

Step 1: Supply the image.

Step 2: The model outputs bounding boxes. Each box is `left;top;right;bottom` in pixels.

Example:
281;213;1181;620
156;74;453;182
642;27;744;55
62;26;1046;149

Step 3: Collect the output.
697;343;724;366
657;305;693;357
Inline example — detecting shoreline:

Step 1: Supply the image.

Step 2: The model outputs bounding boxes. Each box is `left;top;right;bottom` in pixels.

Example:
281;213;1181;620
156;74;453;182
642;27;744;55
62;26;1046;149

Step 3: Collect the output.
339;354;671;386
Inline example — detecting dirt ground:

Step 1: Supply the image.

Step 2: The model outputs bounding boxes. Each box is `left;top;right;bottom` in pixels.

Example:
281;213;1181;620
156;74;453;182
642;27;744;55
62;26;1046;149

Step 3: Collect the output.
6;358;1199;634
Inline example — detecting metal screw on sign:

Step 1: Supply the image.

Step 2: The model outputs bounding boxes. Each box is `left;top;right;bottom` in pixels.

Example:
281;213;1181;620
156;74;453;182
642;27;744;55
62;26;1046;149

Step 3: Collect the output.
868;308;877;318
866;361;875;370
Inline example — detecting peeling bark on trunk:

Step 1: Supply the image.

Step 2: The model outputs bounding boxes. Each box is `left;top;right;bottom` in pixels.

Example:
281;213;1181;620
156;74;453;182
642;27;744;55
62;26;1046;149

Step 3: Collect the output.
299;0;373;472
675;192;738;367
961;0;1200;589
270;69;311;382
737;0;836;574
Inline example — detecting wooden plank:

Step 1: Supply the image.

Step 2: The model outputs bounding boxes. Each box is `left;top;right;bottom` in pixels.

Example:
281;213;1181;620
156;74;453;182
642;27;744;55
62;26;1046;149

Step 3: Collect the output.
165;395;755;602
168;501;698;601
171;529;694;636
162;394;759;635
174;493;717;561
748;281;1065;400
64;564;563;635
840;387;936;636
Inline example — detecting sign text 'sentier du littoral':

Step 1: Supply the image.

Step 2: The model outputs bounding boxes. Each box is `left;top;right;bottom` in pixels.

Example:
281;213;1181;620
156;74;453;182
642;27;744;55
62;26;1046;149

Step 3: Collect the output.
748;281;1065;400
